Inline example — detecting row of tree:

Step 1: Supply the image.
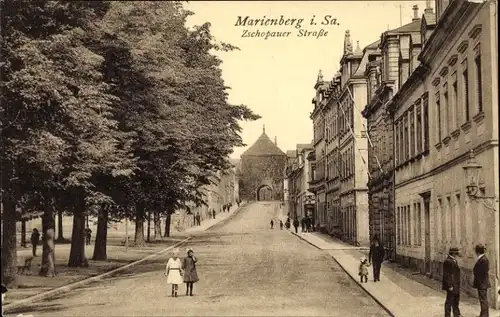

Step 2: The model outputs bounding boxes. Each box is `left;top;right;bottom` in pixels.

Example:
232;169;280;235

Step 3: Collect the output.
1;1;258;286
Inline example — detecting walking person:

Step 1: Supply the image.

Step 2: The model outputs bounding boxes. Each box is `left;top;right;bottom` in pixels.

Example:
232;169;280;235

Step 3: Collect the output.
165;248;183;297
30;228;40;257
212;209;216;219
442;247;462;317
270;219;274;229
368;235;385;282
279;220;283;230
293;217;299;233
84;226;92;245
183;248;199;296
473;244;490;317
285;218;291;230
300;217;305;232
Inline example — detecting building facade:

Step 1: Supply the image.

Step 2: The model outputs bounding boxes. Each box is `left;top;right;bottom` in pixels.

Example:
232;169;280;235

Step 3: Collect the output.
239;126;286;201
388;0;499;308
363;6;426;260
310;30;370;246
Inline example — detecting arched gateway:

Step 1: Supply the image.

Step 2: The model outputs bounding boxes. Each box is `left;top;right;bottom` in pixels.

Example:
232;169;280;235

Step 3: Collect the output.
239;126;286;201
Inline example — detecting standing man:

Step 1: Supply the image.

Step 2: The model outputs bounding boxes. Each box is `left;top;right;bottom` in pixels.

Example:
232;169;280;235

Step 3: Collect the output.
368;235;385;282
270;219;274;229
30;228;40;257
442;247;462;317
293;217;299;234
473;244;490;317
212;209;216;219
85;226;92;245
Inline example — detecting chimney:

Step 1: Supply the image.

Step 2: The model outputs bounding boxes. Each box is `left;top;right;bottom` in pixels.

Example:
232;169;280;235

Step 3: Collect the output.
412;5;419;21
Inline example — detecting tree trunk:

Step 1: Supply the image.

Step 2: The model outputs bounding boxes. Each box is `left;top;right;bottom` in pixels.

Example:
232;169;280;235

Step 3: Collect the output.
92;208;108;261
154;210;161;240
146;209;151;242
134;203;146;247
21;219;27;247
1;193;18;287
68;212;88;267
40;202;56;276
55;209;67;242
163;214;171;238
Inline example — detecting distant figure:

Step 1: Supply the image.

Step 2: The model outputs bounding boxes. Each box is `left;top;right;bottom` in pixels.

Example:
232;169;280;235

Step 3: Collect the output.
237;200;240;207
293;218;299;233
30;228;40;257
442;247;461;317
279;220;283;230
358;257;370;283
223;204;227;212
285;218;291;230
270;220;274;229
368;235;385;282
195;213;201;226
300;217;305;232
212;209;216;219
84;227;92;245
473;244;490;317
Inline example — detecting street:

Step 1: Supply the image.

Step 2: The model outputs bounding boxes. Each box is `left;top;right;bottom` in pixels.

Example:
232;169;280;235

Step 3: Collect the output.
17;202;389;316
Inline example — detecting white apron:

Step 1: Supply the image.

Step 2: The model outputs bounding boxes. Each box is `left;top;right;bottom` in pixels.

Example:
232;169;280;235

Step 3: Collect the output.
166;257;183;285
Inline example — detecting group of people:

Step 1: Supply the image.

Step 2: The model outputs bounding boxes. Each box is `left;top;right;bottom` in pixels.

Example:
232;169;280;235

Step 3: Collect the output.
165;248;199;297
269;215;313;234
442;244;492;317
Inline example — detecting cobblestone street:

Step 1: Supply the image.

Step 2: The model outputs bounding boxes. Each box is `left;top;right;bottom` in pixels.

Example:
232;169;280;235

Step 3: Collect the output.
13;202;389;316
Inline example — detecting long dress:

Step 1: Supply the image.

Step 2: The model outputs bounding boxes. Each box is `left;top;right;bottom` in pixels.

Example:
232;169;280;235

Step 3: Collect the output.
182;256;199;283
166;258;183;285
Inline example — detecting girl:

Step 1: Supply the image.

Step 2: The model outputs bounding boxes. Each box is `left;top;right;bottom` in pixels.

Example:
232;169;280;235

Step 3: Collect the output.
165;249;183;297
183;248;199;296
359;256;370;283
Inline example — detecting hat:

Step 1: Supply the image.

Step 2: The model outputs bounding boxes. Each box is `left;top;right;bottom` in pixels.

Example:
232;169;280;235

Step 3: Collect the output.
186;248;193;253
449;247;460;254
1;284;7;293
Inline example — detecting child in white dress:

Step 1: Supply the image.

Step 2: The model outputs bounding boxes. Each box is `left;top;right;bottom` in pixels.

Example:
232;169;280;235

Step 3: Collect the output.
165;248;183;297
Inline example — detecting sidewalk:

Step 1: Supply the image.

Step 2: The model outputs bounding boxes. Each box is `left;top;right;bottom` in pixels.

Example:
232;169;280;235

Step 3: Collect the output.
291;231;498;317
182;203;246;234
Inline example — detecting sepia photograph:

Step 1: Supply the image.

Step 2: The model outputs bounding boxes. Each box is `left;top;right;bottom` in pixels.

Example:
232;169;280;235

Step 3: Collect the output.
1;0;499;316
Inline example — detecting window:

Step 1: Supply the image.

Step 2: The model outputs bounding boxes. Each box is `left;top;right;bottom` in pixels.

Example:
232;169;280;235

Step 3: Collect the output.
396;207;401;245
416;104;422;153
436;93;442;142
462;61;470;121
395;122;400;165
475;46;483;113
455;193;460;242
409;107;415;157
413;202;422;246
423;94;429;151
452;75;458;130
447;196;454;241
399;121;404;163
406;205;411;245
443;83;449;136
404;115;409;161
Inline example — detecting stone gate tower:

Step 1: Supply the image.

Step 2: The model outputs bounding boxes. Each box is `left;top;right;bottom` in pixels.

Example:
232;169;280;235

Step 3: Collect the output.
239;126;286;201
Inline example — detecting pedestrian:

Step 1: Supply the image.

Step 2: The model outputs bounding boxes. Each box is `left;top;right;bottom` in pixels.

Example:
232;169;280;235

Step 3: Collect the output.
473;244;490;317
183;248;199;296
368;235;385;282
285;218;290;230
212;209;216;219
270;219;274;229
358;257;370;283
293;218;299;233
279;220;283;230
85;226;92;245
222;204;226;212
165;248;183;297
442;247;462;317
300;217;305;232
30;228;40;257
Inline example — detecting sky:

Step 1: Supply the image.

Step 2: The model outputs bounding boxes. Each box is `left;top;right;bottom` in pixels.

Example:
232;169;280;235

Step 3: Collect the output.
184;1;429;159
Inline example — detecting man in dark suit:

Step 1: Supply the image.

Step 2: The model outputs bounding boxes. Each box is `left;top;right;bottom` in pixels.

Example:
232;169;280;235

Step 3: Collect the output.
442;247;462;317
473;244;490;317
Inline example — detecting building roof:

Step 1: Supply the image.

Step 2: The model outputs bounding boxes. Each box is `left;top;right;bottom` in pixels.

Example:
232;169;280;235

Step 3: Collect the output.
423;10;436;26
241;131;285;157
366;39;381;50
296;143;313;152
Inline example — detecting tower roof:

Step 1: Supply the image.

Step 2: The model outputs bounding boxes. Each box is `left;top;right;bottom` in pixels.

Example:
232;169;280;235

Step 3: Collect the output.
241;127;285;157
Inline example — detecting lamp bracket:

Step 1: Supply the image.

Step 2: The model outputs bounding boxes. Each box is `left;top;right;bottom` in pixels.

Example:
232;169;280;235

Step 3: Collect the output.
469;195;499;211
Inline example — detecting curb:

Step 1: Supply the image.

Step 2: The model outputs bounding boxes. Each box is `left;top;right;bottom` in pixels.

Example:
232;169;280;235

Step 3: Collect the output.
203;203;247;231
3;237;191;313
289;232;395;317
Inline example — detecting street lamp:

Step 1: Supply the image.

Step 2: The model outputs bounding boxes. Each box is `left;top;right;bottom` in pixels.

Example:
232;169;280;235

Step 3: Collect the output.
462;150;498;208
